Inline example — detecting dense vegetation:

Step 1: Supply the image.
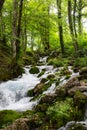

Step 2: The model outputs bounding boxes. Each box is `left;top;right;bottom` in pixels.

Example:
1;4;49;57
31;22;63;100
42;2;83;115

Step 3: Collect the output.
0;0;87;130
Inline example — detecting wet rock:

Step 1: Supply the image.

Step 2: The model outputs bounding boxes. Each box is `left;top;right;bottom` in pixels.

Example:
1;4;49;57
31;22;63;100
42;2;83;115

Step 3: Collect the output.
64;77;80;90
34;83;44;95
65;121;75;130
29;66;39;74
79;67;87;79
47;74;55;79
1;118;29;130
39;93;57;104
57;126;65;130
68;86;87;96
41;78;48;83
55;87;66;98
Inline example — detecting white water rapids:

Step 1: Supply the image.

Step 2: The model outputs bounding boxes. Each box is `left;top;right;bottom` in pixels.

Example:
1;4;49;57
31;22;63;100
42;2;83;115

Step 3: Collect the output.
0;57;79;112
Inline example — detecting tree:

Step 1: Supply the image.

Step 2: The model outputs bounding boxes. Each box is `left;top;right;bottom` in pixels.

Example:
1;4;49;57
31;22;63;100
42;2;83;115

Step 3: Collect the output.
12;0;23;61
68;0;79;52
56;0;65;55
0;0;5;14
12;0;18;60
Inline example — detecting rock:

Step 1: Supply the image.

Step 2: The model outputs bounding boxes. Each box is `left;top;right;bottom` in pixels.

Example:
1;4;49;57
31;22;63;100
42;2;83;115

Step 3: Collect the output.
68;86;87;96
29;66;39;74
47;74;55;79
39;93;57;104
79;67;87;79
40;78;48;83
27;89;34;97
65;121;75;130
57;126;65;130
34;83;44;95
64;77;80;90
1;118;29;130
55;87;66;98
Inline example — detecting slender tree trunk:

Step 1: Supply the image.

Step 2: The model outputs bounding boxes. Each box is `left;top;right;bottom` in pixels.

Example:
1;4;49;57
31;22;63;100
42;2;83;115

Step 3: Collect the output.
73;0;77;37
0;0;5;14
12;0;18;60
16;0;23;60
78;0;82;35
68;0;78;52
56;0;65;55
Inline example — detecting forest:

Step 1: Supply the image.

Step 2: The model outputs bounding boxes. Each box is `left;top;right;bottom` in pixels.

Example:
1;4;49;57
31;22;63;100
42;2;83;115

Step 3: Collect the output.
0;0;87;130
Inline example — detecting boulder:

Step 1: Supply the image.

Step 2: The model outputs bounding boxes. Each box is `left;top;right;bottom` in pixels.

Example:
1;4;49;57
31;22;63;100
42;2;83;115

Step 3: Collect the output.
68;86;87;96
39;93;57;104
34;83;44;95
29;66;39;74
64;77;80;90
79;67;87;79
1;118;29;130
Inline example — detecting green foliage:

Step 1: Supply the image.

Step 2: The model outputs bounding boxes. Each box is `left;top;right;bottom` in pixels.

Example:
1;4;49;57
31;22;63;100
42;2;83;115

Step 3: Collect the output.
73;57;87;68
46;98;76;127
0;110;22;128
48;57;69;67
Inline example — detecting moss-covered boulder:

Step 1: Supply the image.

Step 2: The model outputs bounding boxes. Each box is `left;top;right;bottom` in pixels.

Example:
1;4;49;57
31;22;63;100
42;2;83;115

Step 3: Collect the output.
0;110;22;129
79;67;87;79
64;77;81;90
29;66;39;74
34;83;44;95
1;118;29;130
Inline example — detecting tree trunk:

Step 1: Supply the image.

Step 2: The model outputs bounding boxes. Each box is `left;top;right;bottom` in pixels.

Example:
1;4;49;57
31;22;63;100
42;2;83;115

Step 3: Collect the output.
12;0;18;60
0;0;5;14
73;0;77;37
78;0;82;35
68;0;78;52
16;0;23;60
56;0;65;55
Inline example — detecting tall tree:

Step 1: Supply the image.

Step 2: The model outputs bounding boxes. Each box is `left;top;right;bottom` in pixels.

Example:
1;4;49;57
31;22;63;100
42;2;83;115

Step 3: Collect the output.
0;0;5;14
68;0;78;52
78;0;82;35
12;0;18;60
16;0;23;60
56;0;65;55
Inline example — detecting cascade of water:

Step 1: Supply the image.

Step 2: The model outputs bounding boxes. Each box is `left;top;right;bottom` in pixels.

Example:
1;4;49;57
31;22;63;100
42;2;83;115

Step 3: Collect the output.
0;57;80;112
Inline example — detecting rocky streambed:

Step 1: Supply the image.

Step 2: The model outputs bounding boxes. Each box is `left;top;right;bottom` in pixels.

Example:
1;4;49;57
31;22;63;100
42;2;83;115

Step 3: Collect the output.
1;57;87;130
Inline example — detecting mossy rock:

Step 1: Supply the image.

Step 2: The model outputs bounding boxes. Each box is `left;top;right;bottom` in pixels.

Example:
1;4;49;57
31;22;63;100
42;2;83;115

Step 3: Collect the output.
38;70;45;77
79;67;87;79
29;66;39;74
0;110;22;128
69;123;86;130
27;89;34;97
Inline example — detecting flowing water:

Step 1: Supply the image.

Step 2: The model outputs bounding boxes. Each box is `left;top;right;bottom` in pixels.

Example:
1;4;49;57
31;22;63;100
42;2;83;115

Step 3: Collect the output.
0;57;80;114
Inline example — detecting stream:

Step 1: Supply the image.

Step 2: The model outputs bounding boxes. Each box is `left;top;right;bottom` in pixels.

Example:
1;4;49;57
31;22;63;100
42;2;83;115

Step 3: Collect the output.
0;57;87;129
0;57;79;111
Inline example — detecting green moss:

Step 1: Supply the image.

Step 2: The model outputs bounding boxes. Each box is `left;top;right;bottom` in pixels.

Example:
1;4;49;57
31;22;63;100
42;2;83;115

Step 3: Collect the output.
38;71;45;77
0;110;22;128
46;98;78;128
27;89;34;97
29;66;39;74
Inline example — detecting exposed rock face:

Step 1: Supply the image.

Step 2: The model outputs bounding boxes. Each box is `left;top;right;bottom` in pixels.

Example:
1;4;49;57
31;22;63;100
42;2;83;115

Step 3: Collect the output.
1;118;29;130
